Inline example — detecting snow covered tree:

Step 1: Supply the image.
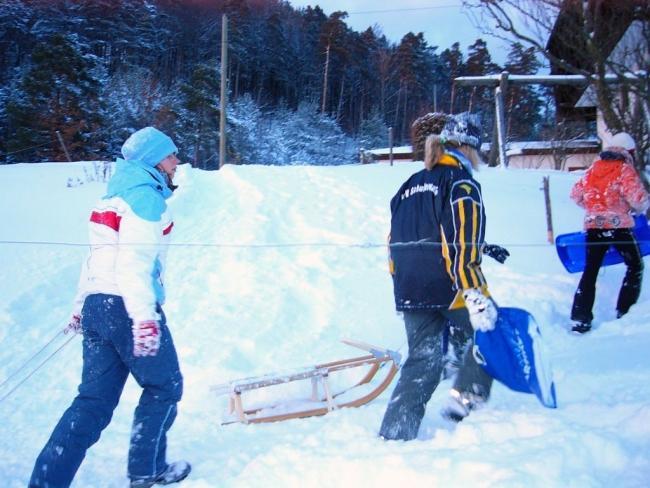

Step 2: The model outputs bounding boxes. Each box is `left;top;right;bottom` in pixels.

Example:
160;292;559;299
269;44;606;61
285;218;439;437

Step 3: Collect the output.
0;0;33;86
280;102;355;165
503;42;544;140
5;33;104;162
440;42;465;114
319;11;352;115
1;0;531;165
103;66;173;156
228;94;266;165
393;32;437;143
358;106;389;151
465;39;501;108
178;63;221;169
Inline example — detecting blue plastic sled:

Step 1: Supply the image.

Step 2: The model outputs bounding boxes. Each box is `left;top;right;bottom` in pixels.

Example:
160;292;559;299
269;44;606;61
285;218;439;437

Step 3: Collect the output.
555;215;650;273
474;307;558;409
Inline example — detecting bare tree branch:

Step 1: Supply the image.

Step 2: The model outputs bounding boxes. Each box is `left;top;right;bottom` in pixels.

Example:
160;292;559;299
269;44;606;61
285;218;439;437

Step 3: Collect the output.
463;0;650;179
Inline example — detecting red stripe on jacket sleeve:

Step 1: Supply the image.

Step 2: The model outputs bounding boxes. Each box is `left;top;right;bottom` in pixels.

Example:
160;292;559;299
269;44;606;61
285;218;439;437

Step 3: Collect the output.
90;211;121;231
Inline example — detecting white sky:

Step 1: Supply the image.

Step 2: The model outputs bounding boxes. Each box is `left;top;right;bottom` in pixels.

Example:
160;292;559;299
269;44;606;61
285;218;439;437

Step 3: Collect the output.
288;0;514;64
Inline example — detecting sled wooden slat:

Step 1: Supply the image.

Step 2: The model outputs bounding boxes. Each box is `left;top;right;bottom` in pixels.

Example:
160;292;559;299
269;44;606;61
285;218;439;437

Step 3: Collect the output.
213;340;401;425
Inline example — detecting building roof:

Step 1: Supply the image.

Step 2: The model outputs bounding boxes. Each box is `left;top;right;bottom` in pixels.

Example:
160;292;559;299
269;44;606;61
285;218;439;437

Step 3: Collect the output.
506;139;600;156
365;146;413;156
546;0;638;119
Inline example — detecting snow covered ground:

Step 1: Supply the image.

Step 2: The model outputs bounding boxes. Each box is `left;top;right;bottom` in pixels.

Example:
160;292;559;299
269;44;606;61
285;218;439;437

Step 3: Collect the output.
1;160;649;487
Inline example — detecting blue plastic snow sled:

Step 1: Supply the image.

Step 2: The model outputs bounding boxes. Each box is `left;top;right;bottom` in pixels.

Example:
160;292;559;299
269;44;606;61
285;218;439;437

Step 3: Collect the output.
555;215;650;273
474;307;557;409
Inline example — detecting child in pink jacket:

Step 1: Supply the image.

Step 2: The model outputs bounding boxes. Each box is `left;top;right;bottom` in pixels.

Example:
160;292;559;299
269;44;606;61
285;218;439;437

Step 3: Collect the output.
570;132;649;333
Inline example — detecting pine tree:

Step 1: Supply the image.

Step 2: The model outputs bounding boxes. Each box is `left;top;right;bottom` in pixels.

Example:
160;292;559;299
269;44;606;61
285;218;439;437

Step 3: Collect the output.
228;93;265;165
179;63;221;169
282;102;354;165
5;33;104;162
358;106;389;150
504;42;543;140
393;32;436;142
0;0;33;86
296;5;328;105
463;39;502;153
464;38;501;116
440;42;465;114
318;11;351;115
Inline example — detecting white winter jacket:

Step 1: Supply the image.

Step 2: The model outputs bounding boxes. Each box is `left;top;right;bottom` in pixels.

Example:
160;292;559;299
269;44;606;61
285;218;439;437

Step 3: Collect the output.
72;159;174;323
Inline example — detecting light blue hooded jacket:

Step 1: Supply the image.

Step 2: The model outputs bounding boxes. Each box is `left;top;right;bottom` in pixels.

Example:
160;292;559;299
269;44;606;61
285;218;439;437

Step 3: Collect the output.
73;127;178;322
111;125;177;221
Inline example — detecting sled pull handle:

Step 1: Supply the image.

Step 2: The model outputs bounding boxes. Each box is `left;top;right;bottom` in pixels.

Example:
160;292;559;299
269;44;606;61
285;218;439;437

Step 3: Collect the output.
341;338;402;365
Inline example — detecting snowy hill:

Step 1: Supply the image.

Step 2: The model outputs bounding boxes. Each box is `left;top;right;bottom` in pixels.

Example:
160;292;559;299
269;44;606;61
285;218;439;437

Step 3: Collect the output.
1;161;649;487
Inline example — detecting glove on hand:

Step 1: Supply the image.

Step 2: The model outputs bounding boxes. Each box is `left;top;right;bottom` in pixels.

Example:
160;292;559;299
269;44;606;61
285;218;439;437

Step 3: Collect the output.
463;289;497;332
63;314;82;335
133;320;160;357
483;243;510;264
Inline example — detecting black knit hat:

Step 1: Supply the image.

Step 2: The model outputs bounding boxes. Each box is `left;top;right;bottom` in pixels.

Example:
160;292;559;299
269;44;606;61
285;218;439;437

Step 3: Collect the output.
440;112;482;150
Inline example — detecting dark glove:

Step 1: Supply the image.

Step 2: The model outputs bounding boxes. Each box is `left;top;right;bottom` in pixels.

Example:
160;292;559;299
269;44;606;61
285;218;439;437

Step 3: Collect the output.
483;243;510;264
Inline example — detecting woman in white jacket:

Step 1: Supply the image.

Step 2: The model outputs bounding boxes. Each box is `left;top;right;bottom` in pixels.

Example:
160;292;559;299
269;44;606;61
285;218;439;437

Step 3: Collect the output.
30;127;190;488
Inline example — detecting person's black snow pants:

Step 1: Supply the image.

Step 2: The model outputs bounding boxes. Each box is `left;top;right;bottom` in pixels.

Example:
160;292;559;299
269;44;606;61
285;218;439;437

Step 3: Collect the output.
379;307;493;441
571;228;644;325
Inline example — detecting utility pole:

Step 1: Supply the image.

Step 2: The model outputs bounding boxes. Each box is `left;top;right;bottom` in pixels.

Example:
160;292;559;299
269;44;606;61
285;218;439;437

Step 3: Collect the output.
219;14;228;169
388;127;394;166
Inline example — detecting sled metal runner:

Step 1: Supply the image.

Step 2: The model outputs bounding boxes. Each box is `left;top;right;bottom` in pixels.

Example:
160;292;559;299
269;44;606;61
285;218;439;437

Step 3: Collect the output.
212;340;401;424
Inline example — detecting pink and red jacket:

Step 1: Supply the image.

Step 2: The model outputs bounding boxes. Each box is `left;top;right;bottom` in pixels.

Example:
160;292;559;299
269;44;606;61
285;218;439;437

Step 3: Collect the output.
571;151;649;230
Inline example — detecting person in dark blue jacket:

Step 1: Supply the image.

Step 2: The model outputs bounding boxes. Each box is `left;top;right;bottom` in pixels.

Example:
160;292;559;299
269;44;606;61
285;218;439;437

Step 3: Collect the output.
379;113;498;441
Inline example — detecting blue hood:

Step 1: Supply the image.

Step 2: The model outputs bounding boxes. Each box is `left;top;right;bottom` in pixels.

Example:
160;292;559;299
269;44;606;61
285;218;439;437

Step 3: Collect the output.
121;126;178;168
105;159;173;222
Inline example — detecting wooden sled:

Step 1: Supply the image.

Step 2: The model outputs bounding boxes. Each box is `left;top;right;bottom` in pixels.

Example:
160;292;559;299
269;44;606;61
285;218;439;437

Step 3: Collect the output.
212;339;401;424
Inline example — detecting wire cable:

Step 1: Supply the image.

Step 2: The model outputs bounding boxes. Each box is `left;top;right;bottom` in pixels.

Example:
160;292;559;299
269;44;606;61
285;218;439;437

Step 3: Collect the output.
0;239;647;248
0;333;78;404
347;4;462;16
0;330;66;392
0;141;51;157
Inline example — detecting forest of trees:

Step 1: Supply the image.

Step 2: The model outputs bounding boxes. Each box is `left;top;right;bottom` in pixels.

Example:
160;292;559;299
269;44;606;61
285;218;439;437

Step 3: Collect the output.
0;0;550;167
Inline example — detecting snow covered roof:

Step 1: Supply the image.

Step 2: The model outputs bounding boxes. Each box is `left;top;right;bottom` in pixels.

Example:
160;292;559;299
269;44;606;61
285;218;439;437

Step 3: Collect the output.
363;139;601;161
505;139;600;156
365;146;413;156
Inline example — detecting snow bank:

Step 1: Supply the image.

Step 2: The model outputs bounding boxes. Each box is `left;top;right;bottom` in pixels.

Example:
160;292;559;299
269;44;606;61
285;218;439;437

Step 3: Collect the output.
1;161;648;487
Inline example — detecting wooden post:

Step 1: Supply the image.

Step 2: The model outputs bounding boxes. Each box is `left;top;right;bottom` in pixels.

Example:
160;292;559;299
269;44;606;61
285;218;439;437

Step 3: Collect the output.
494;71;509;168
56;130;72;162
542;176;554;243
433;83;437;112
449;82;456;114
219;14;228;169
388;127;394;166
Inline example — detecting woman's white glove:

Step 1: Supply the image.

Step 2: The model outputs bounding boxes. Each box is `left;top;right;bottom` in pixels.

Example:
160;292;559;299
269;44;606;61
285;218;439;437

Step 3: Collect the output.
463;289;497;332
